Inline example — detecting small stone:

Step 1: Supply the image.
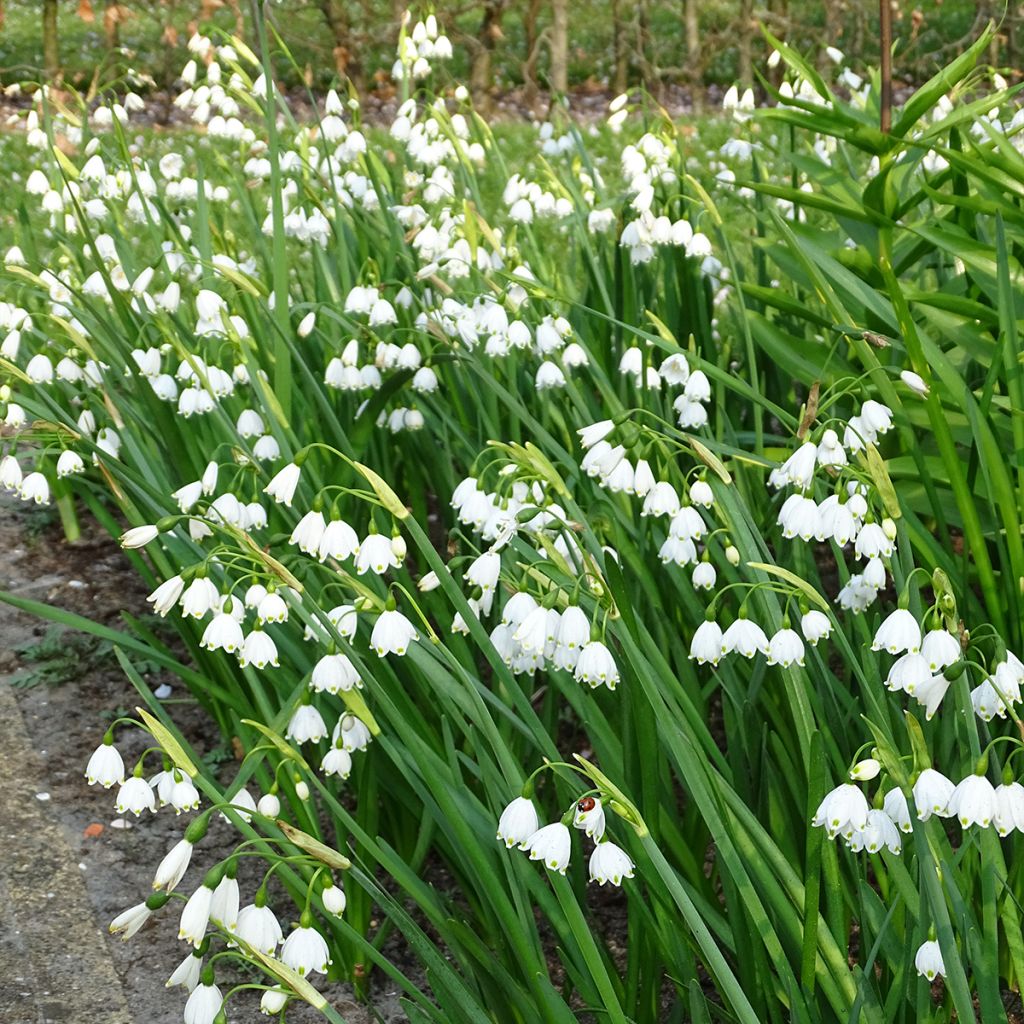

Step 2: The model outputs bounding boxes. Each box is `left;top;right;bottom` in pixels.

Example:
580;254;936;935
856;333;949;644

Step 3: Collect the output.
35;792;50;801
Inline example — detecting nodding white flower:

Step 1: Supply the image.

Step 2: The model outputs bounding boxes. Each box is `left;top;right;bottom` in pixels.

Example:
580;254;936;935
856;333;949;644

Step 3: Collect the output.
766;627;805;667
846;808;902;854
465;550;501;594
535;361;566;390
687;558;714;590
860;400;894;437
689;480;714;508
56;450;85;478
257;792;281;818
815;429;847;468
817;495;859;546
812;783;870;838
993;781;1024;837
311;653;360;694
209;872;239;930
501;592;538;629
110;900;156;940
290;510;327;554
684;370;711;403
552;607;590;671
297;311;317;338
778;494;820;542
862;556;887;591
239;629;279;669
357;532;401;575
912;672;954;720
497;797;540;848
322;743;353;778
322;880;346;916
327;604;358;640
632;459;655;497
659;353;690;386
0;455;22;491
573;797;606;839
689;620;724;665
522;822;571;874
257;591;289;624
971;678;1013;722
774;441;817;491
837;573;878;614
670;506;707;542
287;704;328;745
318;518;360;562
514;604;555;653
167;950;203;991
115;775;156;815
264;461;302;506
907;768;955;821
181;577;220;619
261;989;289;1015
575;640;619;689
589;841;635;886
183;981;222;1024
882;787;912;833
201;612;244;653
153;838;194;892
371;609;418;657
947;773;996;828
901;370;929;396
336;714;373;752
172;480;203;513
641;481;680;518
885;652;931;694
872;609;921;655
854;522;894;560
921;629;960;672
281;924;331;976
915;940;945;981
178;883;214;947
169;772;201;814
19;472;51;505
235;901;282;954
86;738;125;788
800;610;832;645
722;615;769;659
850;759;880;781
412;366;438;393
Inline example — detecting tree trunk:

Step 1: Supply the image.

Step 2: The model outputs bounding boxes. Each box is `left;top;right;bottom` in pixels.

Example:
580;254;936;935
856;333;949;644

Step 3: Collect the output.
470;1;504;110
103;0;120;50
43;0;60;82
637;0;657;99
737;0;754;86
522;0;542;106
684;0;700;110
317;0;362;88
550;0;568;93
612;0;629;93
820;0;842;70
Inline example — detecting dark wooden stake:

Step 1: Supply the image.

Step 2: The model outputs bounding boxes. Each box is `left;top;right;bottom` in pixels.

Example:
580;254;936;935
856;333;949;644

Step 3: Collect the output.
879;0;892;132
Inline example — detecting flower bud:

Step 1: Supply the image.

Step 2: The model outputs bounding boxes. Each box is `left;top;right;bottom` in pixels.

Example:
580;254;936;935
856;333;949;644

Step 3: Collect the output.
850;758;880;781
725;544;740;567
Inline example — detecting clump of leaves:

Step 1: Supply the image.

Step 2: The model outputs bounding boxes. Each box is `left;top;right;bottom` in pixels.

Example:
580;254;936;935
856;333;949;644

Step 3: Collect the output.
12;626;115;688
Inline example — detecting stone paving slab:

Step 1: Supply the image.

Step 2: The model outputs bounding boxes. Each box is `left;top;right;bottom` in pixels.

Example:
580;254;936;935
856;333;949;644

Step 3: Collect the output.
0;679;132;1024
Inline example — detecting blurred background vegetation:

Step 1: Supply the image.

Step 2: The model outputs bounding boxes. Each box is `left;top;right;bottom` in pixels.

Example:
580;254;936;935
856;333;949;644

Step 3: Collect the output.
0;0;1018;107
